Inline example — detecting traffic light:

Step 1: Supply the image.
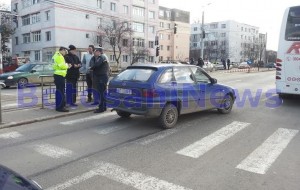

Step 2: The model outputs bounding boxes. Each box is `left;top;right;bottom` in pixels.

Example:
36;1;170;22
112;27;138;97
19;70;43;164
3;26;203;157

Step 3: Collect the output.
174;23;177;34
12;16;18;23
202;30;205;39
155;36;159;45
156;47;160;57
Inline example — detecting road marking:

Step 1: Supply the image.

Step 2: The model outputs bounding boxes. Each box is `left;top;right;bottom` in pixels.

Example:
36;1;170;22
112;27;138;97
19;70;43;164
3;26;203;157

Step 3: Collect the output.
236;128;298;174
137;128;179;145
46;162;192;190
2;103;18;108
0;131;22;139
95;125;129;135
176;121;251;158
33;144;73;159
60;112;115;125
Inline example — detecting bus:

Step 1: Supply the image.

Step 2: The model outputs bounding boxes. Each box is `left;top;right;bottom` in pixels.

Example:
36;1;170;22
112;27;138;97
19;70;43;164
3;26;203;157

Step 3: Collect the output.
276;6;300;97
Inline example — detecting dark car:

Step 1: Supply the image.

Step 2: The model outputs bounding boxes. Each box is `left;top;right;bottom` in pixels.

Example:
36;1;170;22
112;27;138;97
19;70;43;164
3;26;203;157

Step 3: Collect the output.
0;164;42;190
0;63;54;88
264;63;276;68
107;64;236;128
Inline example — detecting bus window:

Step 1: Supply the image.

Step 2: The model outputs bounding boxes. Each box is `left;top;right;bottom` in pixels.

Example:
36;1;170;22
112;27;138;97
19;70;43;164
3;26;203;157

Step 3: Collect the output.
285;6;300;41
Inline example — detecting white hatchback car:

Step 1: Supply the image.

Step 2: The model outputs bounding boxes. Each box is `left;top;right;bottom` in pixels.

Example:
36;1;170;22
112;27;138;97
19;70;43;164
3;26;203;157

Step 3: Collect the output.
202;61;215;72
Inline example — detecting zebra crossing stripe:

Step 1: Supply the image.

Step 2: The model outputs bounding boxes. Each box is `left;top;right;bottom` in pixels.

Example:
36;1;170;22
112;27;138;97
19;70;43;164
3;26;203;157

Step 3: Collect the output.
60;112;115;125
46;162;192;190
236;128;298;174
0;131;22;139
176;121;250;158
95;125;129;135
34;144;73;159
137;128;179;145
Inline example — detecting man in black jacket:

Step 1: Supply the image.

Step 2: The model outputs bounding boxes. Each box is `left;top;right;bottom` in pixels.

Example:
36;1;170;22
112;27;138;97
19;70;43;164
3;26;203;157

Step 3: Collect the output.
90;47;109;113
65;45;81;106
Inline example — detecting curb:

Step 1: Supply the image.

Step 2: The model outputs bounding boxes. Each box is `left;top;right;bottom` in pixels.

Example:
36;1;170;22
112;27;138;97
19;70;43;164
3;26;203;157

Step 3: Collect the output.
221;68;275;73
0;108;95;130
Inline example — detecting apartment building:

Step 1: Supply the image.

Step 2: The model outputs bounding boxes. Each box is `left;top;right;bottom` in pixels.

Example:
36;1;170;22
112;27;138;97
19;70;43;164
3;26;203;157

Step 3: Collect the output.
0;10;13;60
190;20;266;63
11;0;158;67
158;6;190;62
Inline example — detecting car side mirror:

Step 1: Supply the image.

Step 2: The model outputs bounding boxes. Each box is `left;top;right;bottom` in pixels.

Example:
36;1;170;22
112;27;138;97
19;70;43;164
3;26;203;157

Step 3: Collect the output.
30;70;36;73
211;78;217;84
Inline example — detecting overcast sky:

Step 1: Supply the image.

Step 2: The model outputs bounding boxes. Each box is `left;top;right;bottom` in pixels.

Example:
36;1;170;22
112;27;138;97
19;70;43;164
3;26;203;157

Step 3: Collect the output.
159;0;299;51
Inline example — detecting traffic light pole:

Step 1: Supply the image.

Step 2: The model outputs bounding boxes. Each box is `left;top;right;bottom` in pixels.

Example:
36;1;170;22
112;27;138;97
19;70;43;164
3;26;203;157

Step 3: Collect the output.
200;11;205;59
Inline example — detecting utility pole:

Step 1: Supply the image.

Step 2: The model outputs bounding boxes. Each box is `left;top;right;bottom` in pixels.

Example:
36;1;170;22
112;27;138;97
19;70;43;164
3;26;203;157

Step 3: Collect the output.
200;11;204;59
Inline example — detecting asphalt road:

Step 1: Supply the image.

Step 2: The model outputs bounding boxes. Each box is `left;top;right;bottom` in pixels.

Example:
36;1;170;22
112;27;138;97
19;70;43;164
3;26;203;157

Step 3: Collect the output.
0;70;299;190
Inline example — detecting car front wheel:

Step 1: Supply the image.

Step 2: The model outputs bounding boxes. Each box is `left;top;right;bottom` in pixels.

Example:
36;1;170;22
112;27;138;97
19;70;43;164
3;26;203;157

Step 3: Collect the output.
116;110;131;118
17;78;28;89
159;103;178;129
218;94;234;114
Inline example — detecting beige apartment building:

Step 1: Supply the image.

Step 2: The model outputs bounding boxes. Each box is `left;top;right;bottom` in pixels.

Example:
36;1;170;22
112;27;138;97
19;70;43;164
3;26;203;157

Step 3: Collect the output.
158;6;190;62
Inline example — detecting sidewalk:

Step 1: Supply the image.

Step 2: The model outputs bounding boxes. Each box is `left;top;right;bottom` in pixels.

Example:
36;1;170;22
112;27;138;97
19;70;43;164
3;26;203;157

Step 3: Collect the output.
220;68;276;73
0;104;97;129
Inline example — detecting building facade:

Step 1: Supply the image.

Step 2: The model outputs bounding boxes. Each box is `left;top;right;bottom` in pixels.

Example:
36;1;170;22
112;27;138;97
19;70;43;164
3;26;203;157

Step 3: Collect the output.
0;10;13;61
158;6;190;62
190;20;267;63
11;0;159;68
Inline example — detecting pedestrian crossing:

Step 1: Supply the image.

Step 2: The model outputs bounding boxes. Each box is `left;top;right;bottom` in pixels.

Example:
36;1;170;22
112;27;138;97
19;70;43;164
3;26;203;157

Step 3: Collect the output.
0;120;298;189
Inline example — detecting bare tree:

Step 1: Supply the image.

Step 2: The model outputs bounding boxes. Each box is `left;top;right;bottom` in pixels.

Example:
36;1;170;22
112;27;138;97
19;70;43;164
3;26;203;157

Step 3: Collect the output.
96;20;133;69
130;46;149;65
0;6;15;58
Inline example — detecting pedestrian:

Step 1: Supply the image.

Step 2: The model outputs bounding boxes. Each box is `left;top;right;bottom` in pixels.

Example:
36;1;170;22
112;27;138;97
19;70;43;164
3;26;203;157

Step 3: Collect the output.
227;58;231;70
90;47;109;113
197;57;204;68
64;45;81;107
222;59;226;70
80;45;94;103
190;58;194;65
52;47;70;112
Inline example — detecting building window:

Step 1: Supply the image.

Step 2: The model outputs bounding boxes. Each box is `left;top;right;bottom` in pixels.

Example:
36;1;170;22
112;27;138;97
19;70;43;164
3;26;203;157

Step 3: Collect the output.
149;56;154;63
159;33;163;40
86;33;90;38
24;51;30;57
32;0;41;5
97;0;103;9
110;3;116;11
193;43;197;47
221;33;226;37
160;45;163;50
133;38;145;47
123;5;128;14
166;11;171;18
97;17;102;27
149;11;155;19
133;6;145;17
210;23;218;29
159;22;164;28
46;31;51;41
167;46;170;51
110;55;116;62
14;3;18;12
123;39;128;47
148;26;155;34
31;12;41;24
15;37;19;45
221;24;226;28
22;33;30;43
241;27;243;31
149;41;154;48
97;35;102;46
167;23;171;29
159;10;164;17
45;10;50;21
123;55;128;62
22;15;30;26
32;31;41;42
34;50;40;61
46;52;53;62
194;27;198;31
22;0;31;8
132;22;144;33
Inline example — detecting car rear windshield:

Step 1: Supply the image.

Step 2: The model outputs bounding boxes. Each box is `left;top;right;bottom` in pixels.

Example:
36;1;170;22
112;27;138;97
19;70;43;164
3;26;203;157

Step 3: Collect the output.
113;68;155;82
285;6;300;41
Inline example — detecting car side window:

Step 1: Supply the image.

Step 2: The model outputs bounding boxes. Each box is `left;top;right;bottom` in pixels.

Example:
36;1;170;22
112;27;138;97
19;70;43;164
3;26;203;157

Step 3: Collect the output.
191;67;211;83
33;65;44;72
173;67;194;84
158;68;173;83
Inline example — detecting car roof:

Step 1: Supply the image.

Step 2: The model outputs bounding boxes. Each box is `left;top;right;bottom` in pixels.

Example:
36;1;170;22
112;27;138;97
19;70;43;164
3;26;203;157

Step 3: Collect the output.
128;63;195;69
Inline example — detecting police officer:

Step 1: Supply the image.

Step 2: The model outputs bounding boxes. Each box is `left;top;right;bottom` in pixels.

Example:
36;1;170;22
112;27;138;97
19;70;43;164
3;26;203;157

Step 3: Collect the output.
90;47;109;113
52;47;70;112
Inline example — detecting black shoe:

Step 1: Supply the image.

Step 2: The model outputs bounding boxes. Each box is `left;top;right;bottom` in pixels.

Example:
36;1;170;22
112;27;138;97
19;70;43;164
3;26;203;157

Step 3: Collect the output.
94;109;105;113
56;108;69;112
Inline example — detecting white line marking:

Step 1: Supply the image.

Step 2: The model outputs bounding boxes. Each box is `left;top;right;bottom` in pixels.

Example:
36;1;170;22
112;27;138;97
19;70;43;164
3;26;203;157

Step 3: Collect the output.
2;103;18;108
95;125;129;135
34;144;73;159
137;128;179;145
0;131;22;139
176;121;251;158
46;162;192;190
60;112;115;125
236;128;298;174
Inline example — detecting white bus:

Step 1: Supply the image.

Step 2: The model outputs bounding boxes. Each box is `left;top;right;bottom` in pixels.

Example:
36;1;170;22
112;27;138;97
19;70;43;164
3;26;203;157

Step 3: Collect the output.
276;6;300;97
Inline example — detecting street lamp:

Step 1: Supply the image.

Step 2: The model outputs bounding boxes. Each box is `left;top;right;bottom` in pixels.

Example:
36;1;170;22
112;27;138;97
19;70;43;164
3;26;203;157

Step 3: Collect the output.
200;3;211;60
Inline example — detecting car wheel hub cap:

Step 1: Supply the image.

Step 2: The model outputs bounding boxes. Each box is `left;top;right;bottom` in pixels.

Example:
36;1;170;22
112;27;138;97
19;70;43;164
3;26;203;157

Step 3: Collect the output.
166;110;175;124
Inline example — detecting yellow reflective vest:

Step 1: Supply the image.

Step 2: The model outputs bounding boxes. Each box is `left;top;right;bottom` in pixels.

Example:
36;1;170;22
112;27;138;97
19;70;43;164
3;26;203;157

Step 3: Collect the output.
52;51;68;77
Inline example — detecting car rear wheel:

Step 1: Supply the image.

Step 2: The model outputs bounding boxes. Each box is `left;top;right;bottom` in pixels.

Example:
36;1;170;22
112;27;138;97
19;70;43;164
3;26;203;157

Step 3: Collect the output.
17;78;28;89
159;103;178;129
218;94;233;114
116;110;131;118
3;86;10;89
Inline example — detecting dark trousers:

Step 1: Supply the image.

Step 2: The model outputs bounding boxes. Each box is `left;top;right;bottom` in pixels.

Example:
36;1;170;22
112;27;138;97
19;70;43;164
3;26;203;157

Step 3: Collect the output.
66;78;78;105
93;75;108;111
54;74;66;110
86;73;93;99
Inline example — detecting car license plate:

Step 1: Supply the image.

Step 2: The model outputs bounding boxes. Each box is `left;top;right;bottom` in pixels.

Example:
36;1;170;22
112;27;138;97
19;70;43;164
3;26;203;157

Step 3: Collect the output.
116;88;132;95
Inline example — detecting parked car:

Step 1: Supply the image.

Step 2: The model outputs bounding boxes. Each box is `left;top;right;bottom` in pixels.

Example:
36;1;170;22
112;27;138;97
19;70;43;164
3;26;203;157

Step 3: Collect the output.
264;63;276;68
0;164;42;190
214;63;233;70
238;62;250;69
159;60;182;64
107;64;236;128
202;61;215;72
0;63;54;88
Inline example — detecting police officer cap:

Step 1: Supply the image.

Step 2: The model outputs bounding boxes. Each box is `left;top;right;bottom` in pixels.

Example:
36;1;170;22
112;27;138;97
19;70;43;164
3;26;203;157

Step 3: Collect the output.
94;47;103;52
59;46;68;51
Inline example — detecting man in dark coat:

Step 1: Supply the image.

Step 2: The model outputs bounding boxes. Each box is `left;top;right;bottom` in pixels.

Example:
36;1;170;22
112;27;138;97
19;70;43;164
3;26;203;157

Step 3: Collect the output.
90;47;109;113
197;57;204;68
64;45;81;106
222;59;226;70
227;59;231;70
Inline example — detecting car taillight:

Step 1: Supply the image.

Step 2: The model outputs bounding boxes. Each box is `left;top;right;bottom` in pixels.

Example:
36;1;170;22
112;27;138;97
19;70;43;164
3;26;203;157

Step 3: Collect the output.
276;67;282;71
142;89;158;98
276;58;282;63
276;63;282;67
276;76;281;80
